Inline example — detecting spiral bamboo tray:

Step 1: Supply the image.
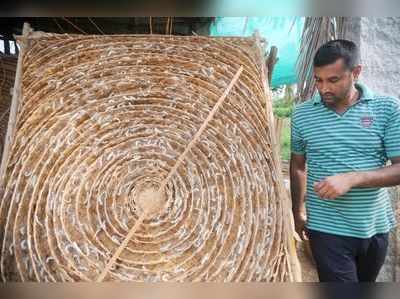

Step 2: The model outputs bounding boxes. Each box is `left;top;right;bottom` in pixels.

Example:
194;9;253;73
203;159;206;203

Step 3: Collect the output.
0;28;299;282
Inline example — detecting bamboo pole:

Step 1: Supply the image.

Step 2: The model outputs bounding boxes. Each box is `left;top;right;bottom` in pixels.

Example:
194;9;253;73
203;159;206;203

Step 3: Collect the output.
165;17;170;35
149;17;153;34
0;22;32;188
169;17;174;35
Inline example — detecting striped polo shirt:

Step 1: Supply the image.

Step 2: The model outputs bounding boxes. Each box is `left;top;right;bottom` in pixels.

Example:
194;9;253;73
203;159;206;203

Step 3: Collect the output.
291;83;400;238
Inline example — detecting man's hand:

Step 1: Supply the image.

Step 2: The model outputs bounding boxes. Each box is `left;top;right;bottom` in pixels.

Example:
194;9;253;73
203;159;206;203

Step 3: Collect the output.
314;173;356;200
293;211;308;241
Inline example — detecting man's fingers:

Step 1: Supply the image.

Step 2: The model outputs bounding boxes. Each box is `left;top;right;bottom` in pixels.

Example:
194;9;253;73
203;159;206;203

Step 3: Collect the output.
318;184;341;199
317;184;331;199
302;229;309;241
320;188;334;199
299;231;306;242
293;230;302;242
314;179;329;193
325;190;339;199
295;226;309;241
314;181;324;192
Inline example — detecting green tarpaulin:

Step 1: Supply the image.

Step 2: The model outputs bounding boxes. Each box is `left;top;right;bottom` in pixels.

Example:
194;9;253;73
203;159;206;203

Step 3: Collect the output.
210;17;304;87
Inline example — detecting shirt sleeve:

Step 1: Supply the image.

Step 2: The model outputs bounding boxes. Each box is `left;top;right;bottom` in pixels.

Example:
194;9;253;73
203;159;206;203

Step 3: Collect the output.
383;98;400;159
290;108;306;155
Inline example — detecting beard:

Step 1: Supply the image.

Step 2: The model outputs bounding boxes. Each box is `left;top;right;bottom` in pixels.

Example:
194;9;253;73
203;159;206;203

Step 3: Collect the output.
319;84;353;106
320;92;340;105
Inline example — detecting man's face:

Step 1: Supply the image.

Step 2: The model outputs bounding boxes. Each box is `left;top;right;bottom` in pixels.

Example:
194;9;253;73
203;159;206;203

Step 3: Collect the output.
314;58;360;105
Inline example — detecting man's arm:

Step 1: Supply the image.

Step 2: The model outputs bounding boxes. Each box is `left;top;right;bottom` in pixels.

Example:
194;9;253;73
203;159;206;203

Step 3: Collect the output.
352;157;400;187
290;153;308;240
314;157;400;200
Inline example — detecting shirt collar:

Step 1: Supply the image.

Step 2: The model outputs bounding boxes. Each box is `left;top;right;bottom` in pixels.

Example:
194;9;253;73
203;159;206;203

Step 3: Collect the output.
312;82;375;105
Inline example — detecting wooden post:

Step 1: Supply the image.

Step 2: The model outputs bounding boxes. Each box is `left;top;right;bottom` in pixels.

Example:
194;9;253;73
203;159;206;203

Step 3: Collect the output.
149;17;153;34
0;22;32;188
266;46;278;86
3;40;10;56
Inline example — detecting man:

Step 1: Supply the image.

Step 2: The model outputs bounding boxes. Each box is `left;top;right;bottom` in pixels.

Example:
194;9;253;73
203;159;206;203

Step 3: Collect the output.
290;39;400;282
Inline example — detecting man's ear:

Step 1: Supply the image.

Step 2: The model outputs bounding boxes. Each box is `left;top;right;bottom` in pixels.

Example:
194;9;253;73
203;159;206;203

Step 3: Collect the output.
352;65;362;81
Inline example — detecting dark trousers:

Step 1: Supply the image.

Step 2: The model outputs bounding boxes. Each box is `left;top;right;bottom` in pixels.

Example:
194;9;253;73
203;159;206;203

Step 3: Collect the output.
308;229;389;282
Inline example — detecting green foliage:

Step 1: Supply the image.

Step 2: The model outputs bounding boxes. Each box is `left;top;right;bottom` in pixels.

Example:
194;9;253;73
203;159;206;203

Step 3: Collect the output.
271;85;295;160
280;120;291;161
272;85;296;118
273;106;293;118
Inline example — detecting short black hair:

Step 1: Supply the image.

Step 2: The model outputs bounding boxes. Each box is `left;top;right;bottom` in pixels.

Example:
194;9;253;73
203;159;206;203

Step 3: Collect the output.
313;39;360;70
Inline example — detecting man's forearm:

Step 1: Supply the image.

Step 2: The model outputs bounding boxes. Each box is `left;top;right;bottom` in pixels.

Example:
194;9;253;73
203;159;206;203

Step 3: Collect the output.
350;163;400;188
290;169;307;214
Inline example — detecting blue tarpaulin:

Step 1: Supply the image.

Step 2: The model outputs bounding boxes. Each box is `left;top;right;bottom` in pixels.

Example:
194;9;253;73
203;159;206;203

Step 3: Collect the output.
209;17;304;87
